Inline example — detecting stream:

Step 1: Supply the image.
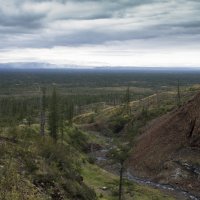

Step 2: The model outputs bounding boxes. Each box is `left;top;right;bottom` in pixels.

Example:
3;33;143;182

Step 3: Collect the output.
89;137;200;200
126;170;199;200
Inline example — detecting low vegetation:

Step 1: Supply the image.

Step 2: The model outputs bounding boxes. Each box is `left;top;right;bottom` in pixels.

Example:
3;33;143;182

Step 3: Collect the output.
0;126;96;200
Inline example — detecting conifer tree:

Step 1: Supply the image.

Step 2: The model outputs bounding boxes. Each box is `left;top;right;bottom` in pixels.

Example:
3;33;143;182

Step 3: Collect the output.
177;80;181;106
68;101;74;126
59;102;65;143
48;87;59;141
40;87;46;136
110;144;130;200
124;85;131;114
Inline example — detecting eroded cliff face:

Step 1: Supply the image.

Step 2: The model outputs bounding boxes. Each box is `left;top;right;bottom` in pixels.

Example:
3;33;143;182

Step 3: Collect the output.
129;93;200;196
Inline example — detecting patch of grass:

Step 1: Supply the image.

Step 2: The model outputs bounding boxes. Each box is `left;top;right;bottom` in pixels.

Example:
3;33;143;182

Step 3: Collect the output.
74;112;96;124
82;164;175;200
81;164;118;200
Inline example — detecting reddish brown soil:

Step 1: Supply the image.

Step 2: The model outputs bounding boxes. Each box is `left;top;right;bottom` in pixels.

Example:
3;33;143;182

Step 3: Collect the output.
129;93;200;196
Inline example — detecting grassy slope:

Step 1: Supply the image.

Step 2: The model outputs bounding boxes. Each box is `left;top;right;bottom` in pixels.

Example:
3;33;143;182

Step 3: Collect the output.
0;125;97;200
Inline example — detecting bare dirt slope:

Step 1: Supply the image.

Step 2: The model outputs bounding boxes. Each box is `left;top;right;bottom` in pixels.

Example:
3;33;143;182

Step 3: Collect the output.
129;93;200;197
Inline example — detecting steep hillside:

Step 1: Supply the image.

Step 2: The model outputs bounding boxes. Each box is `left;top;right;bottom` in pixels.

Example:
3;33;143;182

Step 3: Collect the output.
129;93;200;197
0;126;97;200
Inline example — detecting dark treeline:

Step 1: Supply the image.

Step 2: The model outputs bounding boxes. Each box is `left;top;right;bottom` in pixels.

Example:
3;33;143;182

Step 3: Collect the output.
1;68;200;92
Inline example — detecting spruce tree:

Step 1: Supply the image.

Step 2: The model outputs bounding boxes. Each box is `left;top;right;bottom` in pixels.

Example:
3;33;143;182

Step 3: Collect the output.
177;80;181;106
110;144;130;200
124;85;131;114
68;101;74;126
59;102;65;143
40;87;46;136
48;87;59;141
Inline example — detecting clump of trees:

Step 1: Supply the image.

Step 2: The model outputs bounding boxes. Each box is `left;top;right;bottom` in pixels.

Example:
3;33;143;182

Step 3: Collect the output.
37;86;75;142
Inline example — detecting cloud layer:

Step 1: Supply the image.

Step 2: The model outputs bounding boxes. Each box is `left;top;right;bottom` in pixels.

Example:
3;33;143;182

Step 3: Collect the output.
0;0;200;67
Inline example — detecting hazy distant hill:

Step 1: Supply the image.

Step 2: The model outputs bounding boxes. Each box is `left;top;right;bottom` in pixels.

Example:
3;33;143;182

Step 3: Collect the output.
0;62;64;69
0;62;200;72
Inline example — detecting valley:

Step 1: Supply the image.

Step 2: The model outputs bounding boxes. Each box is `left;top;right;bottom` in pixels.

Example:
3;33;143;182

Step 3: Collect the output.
0;68;199;199
75;90;200;200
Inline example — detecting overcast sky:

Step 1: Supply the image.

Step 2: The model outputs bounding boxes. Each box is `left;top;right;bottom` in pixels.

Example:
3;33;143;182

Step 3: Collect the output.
0;0;200;67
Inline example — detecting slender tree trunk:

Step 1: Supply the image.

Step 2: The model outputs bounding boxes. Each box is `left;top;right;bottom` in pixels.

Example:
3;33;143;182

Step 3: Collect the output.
40;87;46;136
125;86;130;115
156;90;160;108
60;113;64;144
119;162;124;200
59;102;65;144
177;80;181;106
48;87;58;142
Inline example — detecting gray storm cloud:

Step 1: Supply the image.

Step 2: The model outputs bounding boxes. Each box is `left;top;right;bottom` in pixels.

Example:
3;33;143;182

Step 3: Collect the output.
0;0;200;67
0;0;199;48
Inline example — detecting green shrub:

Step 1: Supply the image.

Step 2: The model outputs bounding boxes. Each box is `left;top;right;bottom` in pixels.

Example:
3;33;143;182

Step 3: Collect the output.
0;160;45;200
